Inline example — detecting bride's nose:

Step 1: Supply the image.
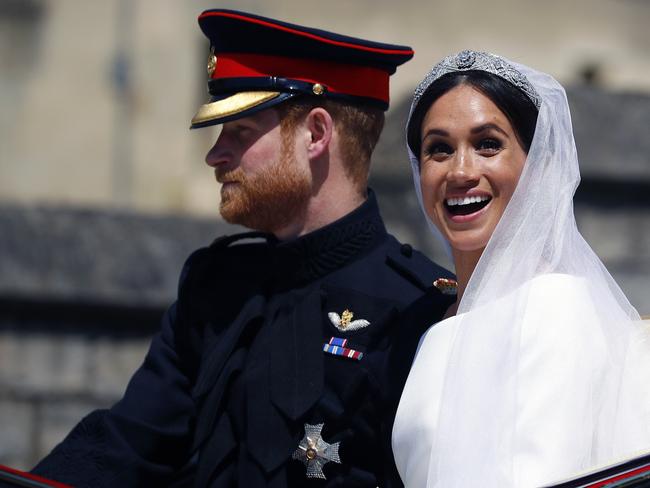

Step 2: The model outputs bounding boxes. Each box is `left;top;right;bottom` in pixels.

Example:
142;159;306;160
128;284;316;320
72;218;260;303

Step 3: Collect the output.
446;146;479;185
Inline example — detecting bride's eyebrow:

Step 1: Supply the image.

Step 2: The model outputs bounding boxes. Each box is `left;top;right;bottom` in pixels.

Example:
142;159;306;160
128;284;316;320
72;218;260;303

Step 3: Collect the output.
422;128;449;139
471;123;507;136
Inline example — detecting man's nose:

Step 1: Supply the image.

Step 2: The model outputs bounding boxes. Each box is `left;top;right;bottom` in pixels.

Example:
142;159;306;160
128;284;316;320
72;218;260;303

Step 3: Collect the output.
205;134;232;168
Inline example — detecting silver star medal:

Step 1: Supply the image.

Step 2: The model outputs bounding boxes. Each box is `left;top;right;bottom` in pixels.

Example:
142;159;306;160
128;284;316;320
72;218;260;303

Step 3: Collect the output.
328;309;370;332
292;423;341;479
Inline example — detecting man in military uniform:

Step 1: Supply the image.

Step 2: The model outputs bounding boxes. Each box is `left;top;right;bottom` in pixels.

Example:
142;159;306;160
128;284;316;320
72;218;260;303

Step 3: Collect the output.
32;10;453;487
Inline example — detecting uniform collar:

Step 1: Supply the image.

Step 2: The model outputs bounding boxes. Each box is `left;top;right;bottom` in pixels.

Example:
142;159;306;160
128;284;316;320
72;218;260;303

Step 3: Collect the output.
270;189;387;286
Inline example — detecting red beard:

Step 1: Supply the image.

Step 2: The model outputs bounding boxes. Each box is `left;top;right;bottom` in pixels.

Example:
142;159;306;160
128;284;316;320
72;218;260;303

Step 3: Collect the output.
216;147;312;233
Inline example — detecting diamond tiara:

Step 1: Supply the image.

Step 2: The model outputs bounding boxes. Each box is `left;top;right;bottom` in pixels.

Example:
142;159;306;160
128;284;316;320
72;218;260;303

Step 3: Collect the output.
413;50;542;109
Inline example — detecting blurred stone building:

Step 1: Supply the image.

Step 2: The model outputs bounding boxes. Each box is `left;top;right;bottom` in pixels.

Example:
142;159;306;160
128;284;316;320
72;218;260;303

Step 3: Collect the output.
0;0;648;470
2;0;649;213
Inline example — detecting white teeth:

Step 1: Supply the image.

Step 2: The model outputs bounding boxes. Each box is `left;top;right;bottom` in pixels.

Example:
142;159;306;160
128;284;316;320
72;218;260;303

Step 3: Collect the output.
446;195;490;206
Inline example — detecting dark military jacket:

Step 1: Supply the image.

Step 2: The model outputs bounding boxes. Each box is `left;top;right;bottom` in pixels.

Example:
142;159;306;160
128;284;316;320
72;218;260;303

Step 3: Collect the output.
32;192;453;487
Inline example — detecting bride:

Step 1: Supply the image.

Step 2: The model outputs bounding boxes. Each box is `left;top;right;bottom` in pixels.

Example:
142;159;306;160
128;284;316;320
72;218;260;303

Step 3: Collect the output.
390;51;650;487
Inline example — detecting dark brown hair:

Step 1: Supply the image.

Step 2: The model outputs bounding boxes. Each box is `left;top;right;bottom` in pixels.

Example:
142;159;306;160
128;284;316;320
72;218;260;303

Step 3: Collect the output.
407;70;539;158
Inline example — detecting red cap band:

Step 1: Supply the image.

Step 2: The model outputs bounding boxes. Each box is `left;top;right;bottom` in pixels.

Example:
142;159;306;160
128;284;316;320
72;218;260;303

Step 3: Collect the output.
212;53;390;104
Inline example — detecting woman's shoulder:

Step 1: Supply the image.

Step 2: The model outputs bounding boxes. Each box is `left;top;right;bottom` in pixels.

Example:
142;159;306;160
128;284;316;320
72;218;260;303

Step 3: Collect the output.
521;273;604;349
525;273;594;317
527;272;589;297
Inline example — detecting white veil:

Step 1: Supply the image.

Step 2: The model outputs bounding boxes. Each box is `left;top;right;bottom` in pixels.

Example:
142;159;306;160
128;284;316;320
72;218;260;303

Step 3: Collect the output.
405;54;650;486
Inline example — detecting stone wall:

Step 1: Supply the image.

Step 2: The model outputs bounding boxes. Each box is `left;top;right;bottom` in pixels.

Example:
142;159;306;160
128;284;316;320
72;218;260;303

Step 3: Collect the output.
0;205;238;470
0;327;150;469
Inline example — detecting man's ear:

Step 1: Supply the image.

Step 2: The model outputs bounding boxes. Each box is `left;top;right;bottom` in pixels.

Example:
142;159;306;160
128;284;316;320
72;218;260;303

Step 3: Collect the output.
305;107;333;160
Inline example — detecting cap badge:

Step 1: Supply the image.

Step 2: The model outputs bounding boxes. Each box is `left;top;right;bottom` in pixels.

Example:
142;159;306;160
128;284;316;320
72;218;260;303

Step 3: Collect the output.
328;309;370;332
433;278;458;295
312;83;325;95
292;423;341;479
207;48;217;77
323;337;364;361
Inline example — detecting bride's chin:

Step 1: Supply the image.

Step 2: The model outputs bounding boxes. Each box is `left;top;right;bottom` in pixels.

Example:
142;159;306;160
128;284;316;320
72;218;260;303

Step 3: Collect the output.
445;232;490;255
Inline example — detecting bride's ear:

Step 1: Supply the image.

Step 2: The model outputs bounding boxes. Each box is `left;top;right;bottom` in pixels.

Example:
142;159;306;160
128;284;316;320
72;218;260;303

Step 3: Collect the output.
304;107;333;160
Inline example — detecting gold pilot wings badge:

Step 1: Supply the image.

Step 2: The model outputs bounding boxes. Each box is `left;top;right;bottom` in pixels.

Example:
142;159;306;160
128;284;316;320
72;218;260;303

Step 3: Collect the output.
327;309;370;332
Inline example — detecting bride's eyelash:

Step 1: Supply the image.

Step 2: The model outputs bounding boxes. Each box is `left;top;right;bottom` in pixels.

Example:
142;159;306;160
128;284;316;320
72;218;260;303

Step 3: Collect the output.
423;142;453;156
476;138;502;151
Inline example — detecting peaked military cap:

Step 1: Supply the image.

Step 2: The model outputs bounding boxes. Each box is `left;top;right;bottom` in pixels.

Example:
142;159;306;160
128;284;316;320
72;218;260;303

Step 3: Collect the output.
190;9;414;129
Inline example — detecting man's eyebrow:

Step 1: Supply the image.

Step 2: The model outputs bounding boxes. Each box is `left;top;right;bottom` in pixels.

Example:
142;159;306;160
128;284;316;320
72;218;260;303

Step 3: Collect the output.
471;123;508;136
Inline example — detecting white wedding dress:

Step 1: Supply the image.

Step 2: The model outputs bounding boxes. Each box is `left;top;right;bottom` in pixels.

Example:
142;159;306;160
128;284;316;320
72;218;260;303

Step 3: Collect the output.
393;274;650;487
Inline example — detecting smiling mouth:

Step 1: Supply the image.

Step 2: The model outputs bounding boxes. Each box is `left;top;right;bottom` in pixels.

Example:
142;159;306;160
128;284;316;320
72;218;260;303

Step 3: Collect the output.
445;195;492;216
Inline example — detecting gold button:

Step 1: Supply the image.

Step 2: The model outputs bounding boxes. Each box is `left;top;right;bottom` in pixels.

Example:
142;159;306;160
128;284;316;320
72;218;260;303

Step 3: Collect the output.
207;53;217;76
312;83;325;95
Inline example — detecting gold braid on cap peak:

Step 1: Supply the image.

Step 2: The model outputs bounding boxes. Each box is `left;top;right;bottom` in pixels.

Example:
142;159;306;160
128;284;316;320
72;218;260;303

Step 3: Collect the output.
191;91;280;126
